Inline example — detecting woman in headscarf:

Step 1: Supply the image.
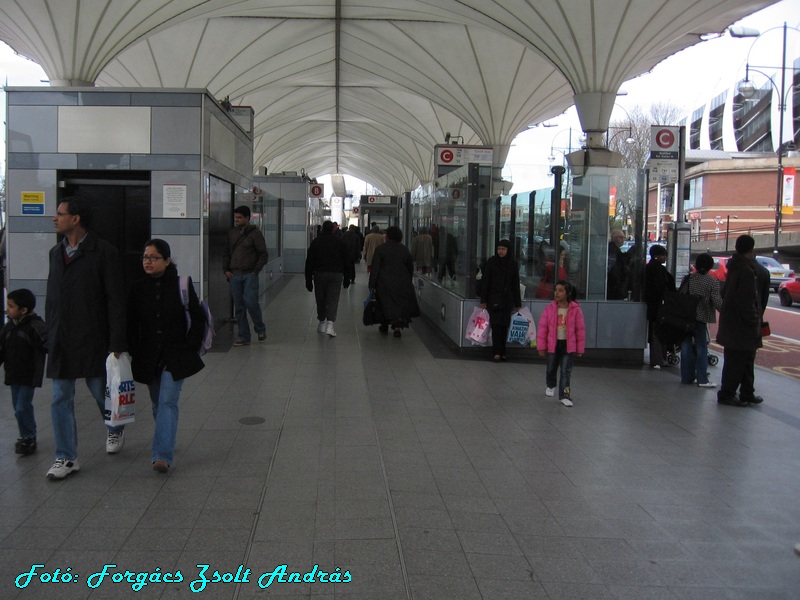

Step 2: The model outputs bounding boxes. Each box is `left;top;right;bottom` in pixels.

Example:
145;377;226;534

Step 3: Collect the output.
479;239;522;361
369;226;421;338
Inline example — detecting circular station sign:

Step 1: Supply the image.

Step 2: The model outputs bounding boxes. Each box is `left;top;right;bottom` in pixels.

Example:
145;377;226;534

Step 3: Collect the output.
655;128;675;149
440;149;454;163
310;184;323;197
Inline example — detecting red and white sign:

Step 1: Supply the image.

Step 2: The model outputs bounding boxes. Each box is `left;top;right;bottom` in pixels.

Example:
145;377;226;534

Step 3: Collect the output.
452;188;461;199
434;145;493;168
310;184;324;197
366;196;392;204
783;167;795;215
650;126;680;158
649;125;681;184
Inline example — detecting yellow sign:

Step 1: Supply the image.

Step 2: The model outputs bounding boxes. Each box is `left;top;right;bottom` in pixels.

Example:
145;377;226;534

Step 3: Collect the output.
21;191;45;215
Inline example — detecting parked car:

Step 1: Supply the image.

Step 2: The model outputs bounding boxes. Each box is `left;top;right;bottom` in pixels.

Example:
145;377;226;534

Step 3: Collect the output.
755;256;796;292
708;256;730;284
778;278;800;307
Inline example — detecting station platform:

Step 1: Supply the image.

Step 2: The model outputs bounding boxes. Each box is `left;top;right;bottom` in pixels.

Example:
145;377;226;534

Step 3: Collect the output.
1;266;799;600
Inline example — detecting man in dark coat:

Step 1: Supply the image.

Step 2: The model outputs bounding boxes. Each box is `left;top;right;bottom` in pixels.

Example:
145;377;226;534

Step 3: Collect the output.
644;244;675;368
223;205;269;346
368;226;420;337
607;230;639;300
45;197;127;479
716;235;763;407
341;224;363;267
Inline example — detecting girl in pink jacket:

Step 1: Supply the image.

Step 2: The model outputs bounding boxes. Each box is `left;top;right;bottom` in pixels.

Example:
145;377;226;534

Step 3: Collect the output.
537;280;586;406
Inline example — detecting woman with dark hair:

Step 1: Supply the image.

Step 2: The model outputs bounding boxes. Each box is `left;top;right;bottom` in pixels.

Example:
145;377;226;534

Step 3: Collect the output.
480;239;522;361
369;226;420;338
127;239;205;473
679;253;723;387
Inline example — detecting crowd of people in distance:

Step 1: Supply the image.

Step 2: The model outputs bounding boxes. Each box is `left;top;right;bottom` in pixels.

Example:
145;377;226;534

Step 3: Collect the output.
0;197;773;483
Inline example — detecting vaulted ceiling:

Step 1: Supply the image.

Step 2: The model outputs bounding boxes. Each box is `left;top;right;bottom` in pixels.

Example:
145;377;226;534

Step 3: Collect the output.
0;0;777;194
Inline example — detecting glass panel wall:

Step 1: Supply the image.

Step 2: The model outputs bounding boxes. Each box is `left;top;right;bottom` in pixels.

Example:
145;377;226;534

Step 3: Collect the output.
411;163;646;302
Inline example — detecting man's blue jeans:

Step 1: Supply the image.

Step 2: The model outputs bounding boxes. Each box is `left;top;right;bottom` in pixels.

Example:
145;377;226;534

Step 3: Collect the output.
11;385;36;439
147;370;184;465
51;377;123;460
229;273;265;342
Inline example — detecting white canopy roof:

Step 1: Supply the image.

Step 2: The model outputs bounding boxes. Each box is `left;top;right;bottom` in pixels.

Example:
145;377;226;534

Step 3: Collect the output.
0;0;776;194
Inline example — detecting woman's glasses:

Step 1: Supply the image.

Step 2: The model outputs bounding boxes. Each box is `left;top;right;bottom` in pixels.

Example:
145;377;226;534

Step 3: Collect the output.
141;255;164;262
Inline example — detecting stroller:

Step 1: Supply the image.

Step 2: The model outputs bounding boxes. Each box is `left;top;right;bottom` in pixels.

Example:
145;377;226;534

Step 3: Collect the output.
655;285;719;367
664;344;719;366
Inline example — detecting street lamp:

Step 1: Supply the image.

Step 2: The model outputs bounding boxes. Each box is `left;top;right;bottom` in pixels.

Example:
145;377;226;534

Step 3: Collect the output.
548;127;585;163
730;22;800;260
605;127;635;148
725;214;739;252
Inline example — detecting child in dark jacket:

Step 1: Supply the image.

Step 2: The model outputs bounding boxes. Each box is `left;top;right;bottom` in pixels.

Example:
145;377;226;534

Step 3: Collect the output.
0;289;47;455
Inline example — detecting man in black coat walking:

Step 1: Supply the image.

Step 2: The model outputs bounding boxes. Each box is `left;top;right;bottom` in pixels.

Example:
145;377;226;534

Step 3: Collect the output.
644;244;675;368
45;197;127;479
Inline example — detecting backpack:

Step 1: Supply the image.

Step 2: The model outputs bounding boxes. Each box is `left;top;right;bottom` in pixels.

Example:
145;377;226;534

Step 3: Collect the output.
178;276;214;355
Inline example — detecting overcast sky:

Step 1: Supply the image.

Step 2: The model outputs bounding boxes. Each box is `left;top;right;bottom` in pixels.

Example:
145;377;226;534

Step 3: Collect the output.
2;0;799;197
504;0;800;192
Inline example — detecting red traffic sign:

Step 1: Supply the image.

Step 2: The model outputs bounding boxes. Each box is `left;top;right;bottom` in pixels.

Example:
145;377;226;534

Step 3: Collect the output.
310;184;324;197
655;129;675;149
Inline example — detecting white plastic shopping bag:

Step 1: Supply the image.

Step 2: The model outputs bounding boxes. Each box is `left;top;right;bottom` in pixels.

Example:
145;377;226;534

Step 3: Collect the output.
517;307;537;347
104;353;136;426
465;307;492;346
507;309;536;347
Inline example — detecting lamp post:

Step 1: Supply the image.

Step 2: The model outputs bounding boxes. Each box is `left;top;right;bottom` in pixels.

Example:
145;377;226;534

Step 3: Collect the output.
548;127;585;162
731;22;800;260
605;127;635;148
725;214;739;252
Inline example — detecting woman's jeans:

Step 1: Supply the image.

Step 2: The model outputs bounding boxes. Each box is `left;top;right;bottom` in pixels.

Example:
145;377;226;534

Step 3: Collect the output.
680;321;710;384
546;339;573;398
147;370;184;465
11;385;36;439
229;273;266;342
52;377;123;461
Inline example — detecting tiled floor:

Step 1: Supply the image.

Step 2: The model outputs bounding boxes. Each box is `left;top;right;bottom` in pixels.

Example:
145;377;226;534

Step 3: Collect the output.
1;270;799;599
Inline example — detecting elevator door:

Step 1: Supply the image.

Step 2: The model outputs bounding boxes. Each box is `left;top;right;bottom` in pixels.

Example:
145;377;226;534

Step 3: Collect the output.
207;174;234;331
60;172;151;293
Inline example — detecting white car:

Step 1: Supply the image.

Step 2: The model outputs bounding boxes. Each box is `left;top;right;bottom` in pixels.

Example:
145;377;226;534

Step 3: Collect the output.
755;256;796;292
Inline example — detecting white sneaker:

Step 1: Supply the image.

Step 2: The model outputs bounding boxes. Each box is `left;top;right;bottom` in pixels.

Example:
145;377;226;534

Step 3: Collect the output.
545;387;555;397
46;458;80;480
325;321;336;337
560;397;574;407
106;430;125;454
697;382;717;388
317;320;327;333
